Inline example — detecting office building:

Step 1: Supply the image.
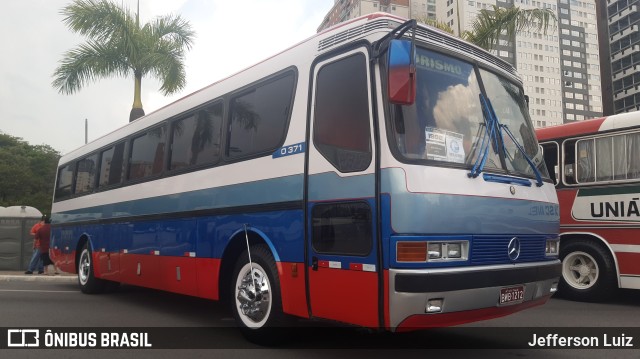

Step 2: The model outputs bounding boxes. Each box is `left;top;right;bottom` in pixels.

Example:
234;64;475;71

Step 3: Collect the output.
318;0;603;127
599;0;640;114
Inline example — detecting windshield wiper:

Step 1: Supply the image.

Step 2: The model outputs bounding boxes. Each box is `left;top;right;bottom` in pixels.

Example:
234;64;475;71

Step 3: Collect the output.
473;94;544;187
468;94;500;179
498;122;544;187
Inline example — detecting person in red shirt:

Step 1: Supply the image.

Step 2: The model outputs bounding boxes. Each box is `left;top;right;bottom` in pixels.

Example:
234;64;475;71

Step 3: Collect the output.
36;217;57;275
25;216;45;274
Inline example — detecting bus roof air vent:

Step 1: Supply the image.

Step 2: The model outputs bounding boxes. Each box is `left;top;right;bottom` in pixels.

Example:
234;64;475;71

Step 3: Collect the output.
318;20;396;51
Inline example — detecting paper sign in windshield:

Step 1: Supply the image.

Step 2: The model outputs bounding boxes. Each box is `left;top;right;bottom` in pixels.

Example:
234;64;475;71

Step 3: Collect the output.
425;127;465;163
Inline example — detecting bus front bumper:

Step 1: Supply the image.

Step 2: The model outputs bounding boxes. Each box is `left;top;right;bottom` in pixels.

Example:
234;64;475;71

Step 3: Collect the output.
388;260;561;331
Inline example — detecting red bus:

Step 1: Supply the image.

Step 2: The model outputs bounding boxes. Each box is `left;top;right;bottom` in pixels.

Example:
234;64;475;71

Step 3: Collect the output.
536;112;640;301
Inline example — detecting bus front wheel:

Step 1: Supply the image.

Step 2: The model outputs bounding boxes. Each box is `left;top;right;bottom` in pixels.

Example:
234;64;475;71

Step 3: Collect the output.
559;239;616;302
230;244;287;344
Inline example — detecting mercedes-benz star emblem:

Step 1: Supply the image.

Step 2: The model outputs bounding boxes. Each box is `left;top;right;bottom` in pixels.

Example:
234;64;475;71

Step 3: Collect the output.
508;237;521;261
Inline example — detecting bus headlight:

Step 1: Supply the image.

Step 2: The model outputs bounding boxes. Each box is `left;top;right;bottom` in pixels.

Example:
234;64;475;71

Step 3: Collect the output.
427;241;467;261
447;243;462;258
397;240;468;262
546;238;560;257
427;243;442;259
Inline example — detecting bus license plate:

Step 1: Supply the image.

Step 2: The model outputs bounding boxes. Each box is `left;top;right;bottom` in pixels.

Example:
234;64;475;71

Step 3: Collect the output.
499;286;524;305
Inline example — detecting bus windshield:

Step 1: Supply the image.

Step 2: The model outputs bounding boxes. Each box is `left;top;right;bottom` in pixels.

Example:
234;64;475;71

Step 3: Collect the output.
391;46;549;180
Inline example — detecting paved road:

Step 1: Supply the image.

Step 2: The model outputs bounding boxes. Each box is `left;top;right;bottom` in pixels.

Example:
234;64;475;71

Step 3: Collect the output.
1;275;639;358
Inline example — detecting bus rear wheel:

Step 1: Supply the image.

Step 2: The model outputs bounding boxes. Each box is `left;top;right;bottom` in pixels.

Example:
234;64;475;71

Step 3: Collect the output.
559;239;616;302
230;244;287;345
78;243;107;294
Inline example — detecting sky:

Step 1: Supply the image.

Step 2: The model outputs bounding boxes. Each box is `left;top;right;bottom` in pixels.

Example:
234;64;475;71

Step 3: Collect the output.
0;0;334;154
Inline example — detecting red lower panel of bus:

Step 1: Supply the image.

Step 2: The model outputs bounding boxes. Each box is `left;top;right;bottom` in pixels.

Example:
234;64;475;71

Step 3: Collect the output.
110;253;221;299
56;250;309;317
395;295;551;332
276;262;309;319
308;266;379;328
616;252;640;275
50;248;75;273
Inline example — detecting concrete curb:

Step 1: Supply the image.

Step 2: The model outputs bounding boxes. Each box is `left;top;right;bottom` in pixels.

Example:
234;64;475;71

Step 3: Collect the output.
0;274;76;282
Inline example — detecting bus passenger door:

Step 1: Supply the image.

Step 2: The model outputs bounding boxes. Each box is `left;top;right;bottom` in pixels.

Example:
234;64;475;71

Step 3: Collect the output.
306;48;380;328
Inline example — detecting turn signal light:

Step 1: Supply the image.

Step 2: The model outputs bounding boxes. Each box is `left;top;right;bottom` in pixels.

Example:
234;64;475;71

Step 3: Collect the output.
397;241;427;262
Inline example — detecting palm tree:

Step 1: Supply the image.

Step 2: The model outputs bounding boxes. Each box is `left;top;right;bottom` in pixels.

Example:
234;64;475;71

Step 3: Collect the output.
52;0;195;122
461;5;556;51
418;18;455;35
418;5;556;52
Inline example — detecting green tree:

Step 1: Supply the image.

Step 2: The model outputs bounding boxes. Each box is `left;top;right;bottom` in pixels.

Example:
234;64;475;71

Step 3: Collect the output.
419;18;455;35
0;133;61;214
462;5;556;51
52;0;195;122
419;5;556;52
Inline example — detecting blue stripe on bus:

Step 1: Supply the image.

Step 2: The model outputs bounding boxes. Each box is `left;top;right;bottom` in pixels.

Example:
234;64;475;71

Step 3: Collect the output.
52;209;305;262
308;172;374;201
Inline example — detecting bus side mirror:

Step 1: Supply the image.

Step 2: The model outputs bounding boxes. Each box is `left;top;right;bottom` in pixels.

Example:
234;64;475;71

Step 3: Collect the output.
387;39;416;105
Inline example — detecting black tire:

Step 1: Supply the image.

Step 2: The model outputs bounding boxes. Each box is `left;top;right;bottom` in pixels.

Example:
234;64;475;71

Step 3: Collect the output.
77;242;107;294
230;244;288;345
558;239;617;302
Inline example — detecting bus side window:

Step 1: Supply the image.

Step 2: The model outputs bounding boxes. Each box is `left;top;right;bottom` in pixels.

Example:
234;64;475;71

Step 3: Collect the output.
311;202;372;256
613;134;628;180
75;153;99;194
169;102;223;171
99;142;126;188
227;72;295;160
540;143;558;185
576;139;595;183
314;53;371;173
128;126;167;181
628;132;640;179
55;163;75;201
595;137;613;181
563;140;576;185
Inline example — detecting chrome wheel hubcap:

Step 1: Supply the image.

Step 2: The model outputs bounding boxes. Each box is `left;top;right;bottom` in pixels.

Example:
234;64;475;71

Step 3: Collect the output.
235;264;271;327
79;250;90;285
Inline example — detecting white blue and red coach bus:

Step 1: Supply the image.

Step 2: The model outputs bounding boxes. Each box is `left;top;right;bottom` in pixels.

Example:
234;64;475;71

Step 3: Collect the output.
537;112;640;302
50;13;560;342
